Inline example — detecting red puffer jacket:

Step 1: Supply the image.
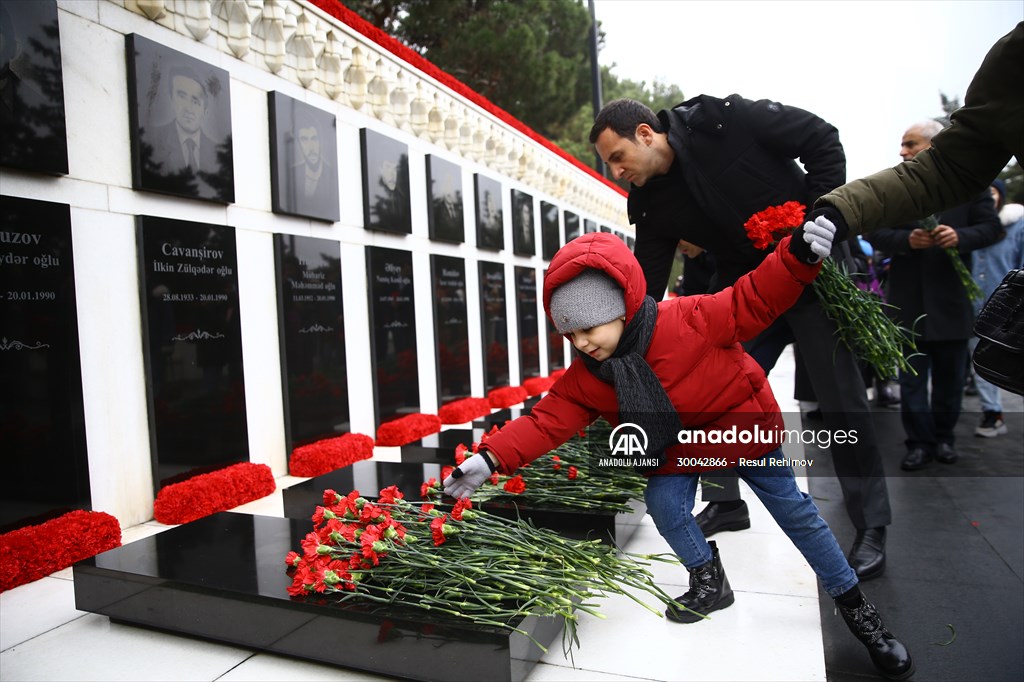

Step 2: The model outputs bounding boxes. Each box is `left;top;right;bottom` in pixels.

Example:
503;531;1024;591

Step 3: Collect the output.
484;232;821;475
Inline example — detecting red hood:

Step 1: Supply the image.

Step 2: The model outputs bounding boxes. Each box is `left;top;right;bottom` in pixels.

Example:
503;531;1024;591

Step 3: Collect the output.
543;233;647;327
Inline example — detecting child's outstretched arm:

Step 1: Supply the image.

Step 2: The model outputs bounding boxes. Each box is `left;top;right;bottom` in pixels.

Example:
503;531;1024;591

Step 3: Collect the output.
691;218;837;345
442;375;598;498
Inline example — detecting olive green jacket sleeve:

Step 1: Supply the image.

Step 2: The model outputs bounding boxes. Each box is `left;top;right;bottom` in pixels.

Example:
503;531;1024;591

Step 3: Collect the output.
815;21;1023;235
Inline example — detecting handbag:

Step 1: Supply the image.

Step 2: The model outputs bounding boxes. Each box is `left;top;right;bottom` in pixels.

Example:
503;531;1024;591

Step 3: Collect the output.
972;268;1024;396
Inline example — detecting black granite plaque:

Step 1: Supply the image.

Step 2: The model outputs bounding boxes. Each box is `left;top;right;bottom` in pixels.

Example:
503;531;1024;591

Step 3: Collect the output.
74;512;564;682
274;235;348;452
126;34;234;203
366;246;419;427
361;128;411;234
540;201;559;260
0;0;68;175
137;216;248;491
268;93;339;222
478;261;509;391
546;317;565;371
474;174;504;251
426;155;464;243
599;225;611;233
584;219;596;234
626;235;635;250
564;211;580;242
0;197;87;531
430;254;471;404
511;189;535;256
514;266;540;380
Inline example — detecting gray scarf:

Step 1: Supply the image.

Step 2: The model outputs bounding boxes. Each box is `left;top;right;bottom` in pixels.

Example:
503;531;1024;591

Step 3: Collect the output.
579;296;682;469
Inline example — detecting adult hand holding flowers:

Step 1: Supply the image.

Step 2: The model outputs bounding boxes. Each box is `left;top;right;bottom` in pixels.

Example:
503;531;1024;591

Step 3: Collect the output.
443;450;498;498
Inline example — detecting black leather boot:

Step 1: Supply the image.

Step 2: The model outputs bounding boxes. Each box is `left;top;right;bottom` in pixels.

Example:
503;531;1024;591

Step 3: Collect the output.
666;540;735;623
848;527;886;580
695;500;751;537
837;594;915;680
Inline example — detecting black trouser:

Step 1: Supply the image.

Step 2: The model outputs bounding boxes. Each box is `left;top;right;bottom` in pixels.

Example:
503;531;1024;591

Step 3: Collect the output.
700;295;892;530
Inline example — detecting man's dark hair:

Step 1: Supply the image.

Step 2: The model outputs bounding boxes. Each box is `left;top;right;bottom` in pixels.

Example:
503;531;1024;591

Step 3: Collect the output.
589;99;663;143
167;64;207;103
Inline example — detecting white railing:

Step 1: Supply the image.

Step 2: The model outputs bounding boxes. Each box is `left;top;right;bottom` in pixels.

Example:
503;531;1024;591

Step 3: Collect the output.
118;0;630;227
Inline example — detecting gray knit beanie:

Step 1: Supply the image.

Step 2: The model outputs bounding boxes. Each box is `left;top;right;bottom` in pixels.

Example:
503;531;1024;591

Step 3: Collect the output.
549;269;625;334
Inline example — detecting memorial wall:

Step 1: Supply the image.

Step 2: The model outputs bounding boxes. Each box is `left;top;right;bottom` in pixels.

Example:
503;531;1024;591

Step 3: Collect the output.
0;0;632;530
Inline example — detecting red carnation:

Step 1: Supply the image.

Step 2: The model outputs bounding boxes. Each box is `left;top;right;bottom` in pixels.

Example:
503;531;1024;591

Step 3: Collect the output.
451;498;473;521
743;201;806;250
503;475;526;494
567;466;579;480
430;515;450;546
421;477;438;498
378;485;404;504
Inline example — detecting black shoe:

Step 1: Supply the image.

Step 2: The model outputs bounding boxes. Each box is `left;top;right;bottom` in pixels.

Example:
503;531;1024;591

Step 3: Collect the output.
666;540;735;623
837;594;915;680
975;411;1008;438
964;374;978;396
900;447;932;472
847;527;886;580
936;443;958;464
695;501;751;537
875;381;900;407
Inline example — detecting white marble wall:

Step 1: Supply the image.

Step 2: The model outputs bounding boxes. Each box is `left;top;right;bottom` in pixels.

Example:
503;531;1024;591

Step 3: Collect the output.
0;0;630;528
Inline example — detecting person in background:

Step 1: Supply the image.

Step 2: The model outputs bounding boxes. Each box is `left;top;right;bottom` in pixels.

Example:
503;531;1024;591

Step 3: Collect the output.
444;230;913;681
588;96;892;581
969;179;1024;437
865;120;1001;472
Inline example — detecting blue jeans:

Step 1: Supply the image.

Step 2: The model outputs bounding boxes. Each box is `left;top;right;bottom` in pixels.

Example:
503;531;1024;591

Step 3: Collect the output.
644;451;859;598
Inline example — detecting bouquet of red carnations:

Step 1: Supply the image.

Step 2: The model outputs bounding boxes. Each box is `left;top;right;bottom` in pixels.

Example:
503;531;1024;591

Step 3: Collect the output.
745;202;919;377
443;420;647;513
285;485;683;653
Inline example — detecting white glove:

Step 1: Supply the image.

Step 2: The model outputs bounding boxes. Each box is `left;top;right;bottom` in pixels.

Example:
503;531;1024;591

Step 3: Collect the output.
442;453;496;499
801;215;838;263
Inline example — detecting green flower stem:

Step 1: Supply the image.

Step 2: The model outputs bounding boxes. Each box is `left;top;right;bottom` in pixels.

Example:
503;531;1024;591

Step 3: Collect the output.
813;260;920;377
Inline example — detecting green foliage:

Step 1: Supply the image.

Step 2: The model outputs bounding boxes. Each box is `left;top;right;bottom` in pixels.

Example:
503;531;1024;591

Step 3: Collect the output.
344;0;686;173
346;0;593;140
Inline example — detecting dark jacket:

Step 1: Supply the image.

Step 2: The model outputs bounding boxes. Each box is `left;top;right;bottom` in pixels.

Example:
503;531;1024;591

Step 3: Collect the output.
482;231;821;476
865;190;1001;341
629;94;846;297
818;22;1024;232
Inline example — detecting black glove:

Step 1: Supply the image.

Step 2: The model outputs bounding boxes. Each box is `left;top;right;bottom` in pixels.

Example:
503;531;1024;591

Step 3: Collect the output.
806;205;850;243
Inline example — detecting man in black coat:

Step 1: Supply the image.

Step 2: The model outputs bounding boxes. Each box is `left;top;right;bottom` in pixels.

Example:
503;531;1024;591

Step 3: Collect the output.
866;120;1001;471
590;96;892;580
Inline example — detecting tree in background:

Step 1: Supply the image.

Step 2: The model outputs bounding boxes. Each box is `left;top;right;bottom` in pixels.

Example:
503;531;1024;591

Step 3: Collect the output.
937;92;1021;203
345;0;683;174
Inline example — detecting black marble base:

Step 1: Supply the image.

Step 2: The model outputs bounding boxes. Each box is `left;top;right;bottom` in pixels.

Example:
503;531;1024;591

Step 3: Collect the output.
472;397;541;430
283;461;443;518
476;496;647;548
282;461;646;547
400;428;483;463
74;512;564;682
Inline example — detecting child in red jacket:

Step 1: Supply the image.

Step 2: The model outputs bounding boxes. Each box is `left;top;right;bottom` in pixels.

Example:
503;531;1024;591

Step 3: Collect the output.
444;223;913;680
